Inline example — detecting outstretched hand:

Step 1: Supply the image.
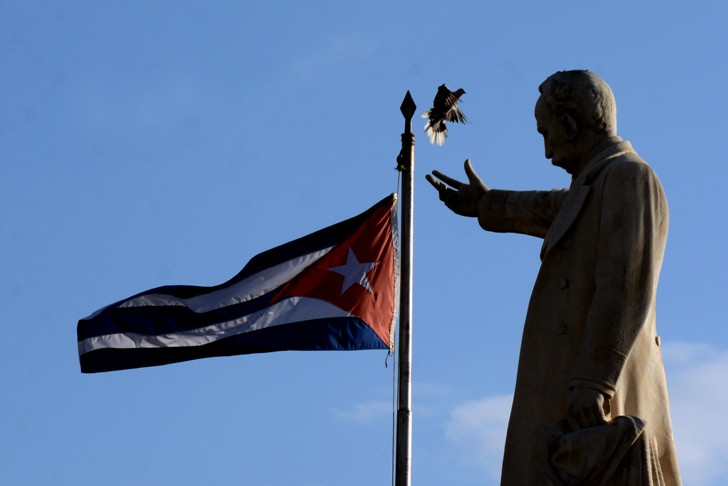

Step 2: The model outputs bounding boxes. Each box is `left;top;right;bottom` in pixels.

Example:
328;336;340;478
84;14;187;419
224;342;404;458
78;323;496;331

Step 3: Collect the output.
426;159;489;217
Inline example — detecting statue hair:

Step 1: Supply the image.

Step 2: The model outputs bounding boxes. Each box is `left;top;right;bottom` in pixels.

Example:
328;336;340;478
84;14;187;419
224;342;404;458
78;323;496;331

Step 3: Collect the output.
538;70;618;136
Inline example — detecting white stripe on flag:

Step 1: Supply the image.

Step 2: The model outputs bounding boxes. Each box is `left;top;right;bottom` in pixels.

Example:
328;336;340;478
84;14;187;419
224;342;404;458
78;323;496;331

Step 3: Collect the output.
78;296;351;354
111;246;335;313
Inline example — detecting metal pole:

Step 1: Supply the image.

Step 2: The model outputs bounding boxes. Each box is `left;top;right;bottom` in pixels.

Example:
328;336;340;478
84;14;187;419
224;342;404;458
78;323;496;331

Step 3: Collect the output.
395;91;415;486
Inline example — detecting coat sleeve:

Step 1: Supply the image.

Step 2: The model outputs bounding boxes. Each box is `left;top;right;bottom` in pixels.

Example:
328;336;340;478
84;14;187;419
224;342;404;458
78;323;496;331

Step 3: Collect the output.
477;189;569;238
569;160;669;397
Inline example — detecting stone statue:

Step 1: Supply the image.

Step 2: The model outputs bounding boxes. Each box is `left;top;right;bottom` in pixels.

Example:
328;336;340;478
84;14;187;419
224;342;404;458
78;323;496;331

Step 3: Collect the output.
427;70;681;485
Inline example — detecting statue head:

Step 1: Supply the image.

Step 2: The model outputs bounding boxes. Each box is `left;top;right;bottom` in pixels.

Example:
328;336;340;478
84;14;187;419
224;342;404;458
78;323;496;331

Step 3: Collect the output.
537;70;617;137
535;71;618;174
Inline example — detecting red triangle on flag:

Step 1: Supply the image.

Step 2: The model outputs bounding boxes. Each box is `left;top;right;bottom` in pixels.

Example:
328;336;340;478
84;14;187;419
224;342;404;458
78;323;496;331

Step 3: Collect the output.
272;200;396;347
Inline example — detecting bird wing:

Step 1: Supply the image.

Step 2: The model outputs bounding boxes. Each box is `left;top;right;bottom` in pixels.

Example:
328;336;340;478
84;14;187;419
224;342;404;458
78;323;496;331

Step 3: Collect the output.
445;105;467;124
443;91;467;123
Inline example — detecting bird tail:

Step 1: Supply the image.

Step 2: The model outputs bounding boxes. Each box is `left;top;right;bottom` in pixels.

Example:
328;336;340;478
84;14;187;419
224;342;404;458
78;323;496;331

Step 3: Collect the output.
424;120;447;146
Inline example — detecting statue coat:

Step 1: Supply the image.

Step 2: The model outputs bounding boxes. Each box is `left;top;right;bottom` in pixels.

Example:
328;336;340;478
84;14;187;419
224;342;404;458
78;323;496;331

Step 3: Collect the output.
478;140;681;485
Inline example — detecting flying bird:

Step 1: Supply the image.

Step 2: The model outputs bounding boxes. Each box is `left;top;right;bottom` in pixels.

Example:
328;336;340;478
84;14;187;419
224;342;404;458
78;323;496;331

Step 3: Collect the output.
422;84;467;146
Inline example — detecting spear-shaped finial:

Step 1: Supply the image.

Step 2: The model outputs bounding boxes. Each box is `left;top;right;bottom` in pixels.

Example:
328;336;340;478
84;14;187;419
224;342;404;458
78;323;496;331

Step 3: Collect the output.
397;91;416;172
400;90;416;124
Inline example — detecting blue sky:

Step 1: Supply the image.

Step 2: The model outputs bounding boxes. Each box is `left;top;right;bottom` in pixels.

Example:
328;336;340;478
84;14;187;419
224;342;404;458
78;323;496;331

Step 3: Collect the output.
2;2;727;485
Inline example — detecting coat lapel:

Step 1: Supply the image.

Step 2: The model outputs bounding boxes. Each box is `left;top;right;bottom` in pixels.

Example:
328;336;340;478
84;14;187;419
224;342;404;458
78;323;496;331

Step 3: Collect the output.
540;183;591;259
540;141;636;260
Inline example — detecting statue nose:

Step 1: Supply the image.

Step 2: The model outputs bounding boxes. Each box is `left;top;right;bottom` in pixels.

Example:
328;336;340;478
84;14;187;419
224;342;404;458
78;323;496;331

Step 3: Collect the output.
543;138;553;159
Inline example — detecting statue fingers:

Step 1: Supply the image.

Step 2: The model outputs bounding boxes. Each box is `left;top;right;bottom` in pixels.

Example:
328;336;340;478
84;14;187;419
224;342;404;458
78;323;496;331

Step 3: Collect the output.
463;159;489;190
425;173;440;189
425;174;454;202
430;170;462;189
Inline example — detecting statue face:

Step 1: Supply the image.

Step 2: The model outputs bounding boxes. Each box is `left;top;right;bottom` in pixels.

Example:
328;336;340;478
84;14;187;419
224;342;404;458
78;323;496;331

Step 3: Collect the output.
535;97;581;174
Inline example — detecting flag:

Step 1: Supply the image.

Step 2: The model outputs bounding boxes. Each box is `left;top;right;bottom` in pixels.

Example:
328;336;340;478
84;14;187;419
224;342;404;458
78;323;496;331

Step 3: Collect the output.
78;195;399;373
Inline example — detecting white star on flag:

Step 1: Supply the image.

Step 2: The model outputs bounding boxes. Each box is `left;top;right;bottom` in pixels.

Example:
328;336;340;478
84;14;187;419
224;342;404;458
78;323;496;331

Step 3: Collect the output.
327;248;379;295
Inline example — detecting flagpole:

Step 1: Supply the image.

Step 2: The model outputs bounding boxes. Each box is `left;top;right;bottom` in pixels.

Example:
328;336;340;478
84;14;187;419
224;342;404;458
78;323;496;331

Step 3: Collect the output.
395;91;415;486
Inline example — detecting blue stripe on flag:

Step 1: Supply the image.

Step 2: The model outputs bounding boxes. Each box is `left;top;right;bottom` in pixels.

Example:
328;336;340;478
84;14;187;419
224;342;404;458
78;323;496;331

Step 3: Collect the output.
80;317;386;373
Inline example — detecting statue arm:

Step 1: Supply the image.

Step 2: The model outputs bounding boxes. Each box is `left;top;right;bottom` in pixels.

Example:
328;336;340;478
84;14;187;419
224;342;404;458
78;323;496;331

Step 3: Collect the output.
477;189;568;238
569;160;668;397
426;161;567;234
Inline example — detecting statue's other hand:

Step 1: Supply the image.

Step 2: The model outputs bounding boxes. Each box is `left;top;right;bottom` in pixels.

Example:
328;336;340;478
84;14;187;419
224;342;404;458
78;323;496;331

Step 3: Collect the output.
565;387;608;431
425;159;488;217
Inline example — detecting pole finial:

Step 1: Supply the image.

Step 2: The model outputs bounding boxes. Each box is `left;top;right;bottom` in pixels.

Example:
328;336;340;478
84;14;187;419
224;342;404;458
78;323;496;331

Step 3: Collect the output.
396;91;416;172
400;91;416;121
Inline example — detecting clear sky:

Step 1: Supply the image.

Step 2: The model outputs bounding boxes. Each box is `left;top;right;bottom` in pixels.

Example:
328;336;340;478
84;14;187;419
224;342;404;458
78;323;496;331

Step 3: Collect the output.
2;2;727;485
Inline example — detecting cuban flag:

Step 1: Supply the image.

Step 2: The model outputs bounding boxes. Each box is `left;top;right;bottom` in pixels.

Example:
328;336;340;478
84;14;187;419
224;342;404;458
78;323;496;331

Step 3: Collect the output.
78;195;399;373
